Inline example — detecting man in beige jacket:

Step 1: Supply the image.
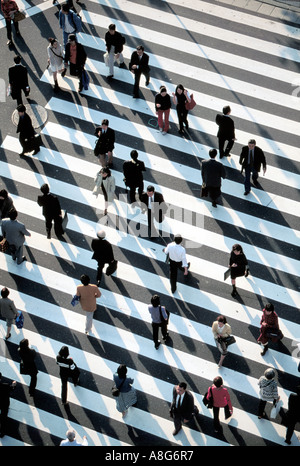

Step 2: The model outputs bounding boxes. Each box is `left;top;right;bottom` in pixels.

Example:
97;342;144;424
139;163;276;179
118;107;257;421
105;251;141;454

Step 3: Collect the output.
76;275;101;335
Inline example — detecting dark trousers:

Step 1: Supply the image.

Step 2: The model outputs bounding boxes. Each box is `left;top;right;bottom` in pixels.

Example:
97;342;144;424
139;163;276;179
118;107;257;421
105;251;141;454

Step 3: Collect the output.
133;70;150;97
207;186;221;202
213;404;231;431
258;399;275;418
60;368;80;404
169;259;184;292
45;215;63;237
176;107;188;131
5;19;19;40
0;404;9;435
218;136;234;158
28;373;37;396
244;166;258;192
286;419;299;443
152;321;168;346
128;183;143;204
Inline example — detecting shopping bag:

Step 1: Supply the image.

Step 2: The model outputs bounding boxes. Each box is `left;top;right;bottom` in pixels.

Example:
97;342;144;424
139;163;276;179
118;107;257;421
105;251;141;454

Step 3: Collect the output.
13;10;26;21
15;311;24;329
270;400;283;419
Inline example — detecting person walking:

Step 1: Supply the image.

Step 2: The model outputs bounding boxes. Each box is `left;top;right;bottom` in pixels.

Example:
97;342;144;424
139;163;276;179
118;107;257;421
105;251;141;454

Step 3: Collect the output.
8;55;30;106
205;376;233;432
37;183;64;239
284;385;300;445
155;85;172;135
56;346;80;405
163;234;189;293
0;189;15;220
215;105;236;159
59;3;81;47
172;84;191;134
18;338;38;397
257;303;283;356
0;287;18;340
1;0;21;46
63;34;87;92
140;185;167;239
76;274;101;335
104;23;126;79
201;148;226;207
148;294;169;349
113;364;137;418
47;37;64;93
257;368;280;419
1;209;31;264
16;104;40;156
129;45;150;98
91;230;118;286
239;139;267;195
92;167;115;216
170;382;195;435
228;243;249;297
123;150;146;204
60;429;88;446
212;315;232;367
0;373;16;437
93;119;115;168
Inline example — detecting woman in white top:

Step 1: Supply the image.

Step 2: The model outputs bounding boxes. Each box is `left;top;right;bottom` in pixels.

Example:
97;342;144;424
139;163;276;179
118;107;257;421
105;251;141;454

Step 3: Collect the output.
211;315;232;367
47;37;64;92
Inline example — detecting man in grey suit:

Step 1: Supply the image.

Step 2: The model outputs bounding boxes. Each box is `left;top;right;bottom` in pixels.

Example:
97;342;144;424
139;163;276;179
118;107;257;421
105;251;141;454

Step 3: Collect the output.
2;210;31;264
201;148;226;207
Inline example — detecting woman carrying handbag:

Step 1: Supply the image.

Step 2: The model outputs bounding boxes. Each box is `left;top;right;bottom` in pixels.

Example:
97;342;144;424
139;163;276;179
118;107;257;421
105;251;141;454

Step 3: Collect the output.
205;376;233;433
212;315;234;367
113;364;137;418
56;346;80;405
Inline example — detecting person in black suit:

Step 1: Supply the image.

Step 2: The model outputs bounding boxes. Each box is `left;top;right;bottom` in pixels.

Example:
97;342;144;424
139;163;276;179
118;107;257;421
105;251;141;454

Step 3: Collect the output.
18;338;38;397
16;104;40;156
216;105;235;159
123;150;146;203
285;386;300;444
140;185;167;239
201;148;226;207
8;55;30;106
239;139;266;195
129;45;150;98
63;34;87;92
91;230;117;285
170;382;196;435
37;183;64;239
94;119;115;168
0;373;16;437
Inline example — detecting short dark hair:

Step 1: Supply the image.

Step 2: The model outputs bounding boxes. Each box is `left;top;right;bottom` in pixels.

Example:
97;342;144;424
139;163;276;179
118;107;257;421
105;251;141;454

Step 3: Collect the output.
151;294;160;307
17;104;26;113
109;23;116;30
117;364;127;378
14;55;21;64
174;234;182;245
136;45;144;51
1;287;10;298
59;346;69;358
178;382;187;390
130;150;138;160
8;209;18;220
40;183;50;194
102;119;109;126
217;315;227;324
213;376;223;387
80;274;90;286
223;105;231;115
264;303;274;312
147;185;155;192
209;149;217;158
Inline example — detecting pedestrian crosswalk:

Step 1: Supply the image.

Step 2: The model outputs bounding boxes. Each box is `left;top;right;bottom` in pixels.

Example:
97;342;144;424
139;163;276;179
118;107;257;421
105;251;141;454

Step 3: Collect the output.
0;0;299;447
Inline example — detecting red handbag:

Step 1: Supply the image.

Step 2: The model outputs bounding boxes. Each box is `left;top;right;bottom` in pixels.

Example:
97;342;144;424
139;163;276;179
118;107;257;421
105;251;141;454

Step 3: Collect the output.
185;94;196;110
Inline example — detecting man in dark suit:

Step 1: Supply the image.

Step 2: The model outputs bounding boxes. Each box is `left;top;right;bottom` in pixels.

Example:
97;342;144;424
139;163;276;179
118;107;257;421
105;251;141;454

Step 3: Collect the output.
285;385;300;444
201;148;226;207
94;119;115;168
16;104;40;156
0;373;16;438
170;382;196;435
91;230;117;286
8;55;30;106
123;150;146;204
129;45;150;98
37;183;64;239
1;209;30;264
239;139;266;195
140;185;167;239
216;105;235;159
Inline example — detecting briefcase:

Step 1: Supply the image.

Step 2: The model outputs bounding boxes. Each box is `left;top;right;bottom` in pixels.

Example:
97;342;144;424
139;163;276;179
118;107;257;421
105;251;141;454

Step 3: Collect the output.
106;260;118;276
224;268;231;281
61;210;68;232
0;238;8;253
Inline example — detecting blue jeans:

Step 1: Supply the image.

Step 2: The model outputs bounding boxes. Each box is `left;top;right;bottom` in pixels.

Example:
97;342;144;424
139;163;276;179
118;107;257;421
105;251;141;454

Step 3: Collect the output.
244;166;258;192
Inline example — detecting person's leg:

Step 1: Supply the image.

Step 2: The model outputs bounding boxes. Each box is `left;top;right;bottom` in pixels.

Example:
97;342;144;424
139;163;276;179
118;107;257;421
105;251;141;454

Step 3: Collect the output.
244;166;251;193
133;72;141;97
29;373;37;396
108;46;115;76
258;399;267;418
152;322;159;348
169;260;179;293
5;19;12;42
213;406;221;431
85;311;94;334
163;109;170;133
157;110;163;131
61;377;68;404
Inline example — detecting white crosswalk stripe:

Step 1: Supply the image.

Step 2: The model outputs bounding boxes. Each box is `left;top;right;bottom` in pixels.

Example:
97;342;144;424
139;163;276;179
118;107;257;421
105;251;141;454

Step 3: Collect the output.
0;0;299;447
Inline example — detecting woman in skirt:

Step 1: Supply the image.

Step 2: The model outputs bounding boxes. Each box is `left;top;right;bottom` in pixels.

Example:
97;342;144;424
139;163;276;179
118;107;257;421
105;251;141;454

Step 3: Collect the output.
47;37;64;92
113;364;137;418
229;243;249;297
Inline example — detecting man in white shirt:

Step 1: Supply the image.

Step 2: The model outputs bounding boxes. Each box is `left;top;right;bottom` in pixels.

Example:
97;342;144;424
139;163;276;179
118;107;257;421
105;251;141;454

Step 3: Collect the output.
60;429;88;446
164;234;189;293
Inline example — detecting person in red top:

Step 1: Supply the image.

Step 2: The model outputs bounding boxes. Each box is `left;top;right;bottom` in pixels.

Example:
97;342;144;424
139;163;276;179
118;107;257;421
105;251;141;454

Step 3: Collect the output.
207;376;233;432
1;0;20;46
257;302;283;356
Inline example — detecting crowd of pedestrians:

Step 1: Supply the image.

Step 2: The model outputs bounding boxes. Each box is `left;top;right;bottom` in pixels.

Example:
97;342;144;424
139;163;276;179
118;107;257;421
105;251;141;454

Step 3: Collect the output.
0;0;298;447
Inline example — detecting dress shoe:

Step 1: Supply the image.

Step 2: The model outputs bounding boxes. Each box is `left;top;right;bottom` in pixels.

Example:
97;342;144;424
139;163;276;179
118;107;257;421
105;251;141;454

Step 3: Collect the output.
5;333;11;340
244;190;250;195
17;256;27;264
172;427;181;435
162;333;169;341
212;201;217;207
145;79;150;86
119;62;126;68
155;341;161;350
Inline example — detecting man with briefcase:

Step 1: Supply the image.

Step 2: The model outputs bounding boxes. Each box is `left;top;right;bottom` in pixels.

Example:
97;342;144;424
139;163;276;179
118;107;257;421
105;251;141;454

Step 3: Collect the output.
91;230;118;286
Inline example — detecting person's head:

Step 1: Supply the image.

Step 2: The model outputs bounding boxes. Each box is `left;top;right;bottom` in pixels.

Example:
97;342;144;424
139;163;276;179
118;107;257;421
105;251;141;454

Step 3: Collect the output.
151;294;160;307
100;166;111;178
209;149;217;159
146;185;155;197
264;368;275;380
40;183;50;195
216;315;227;327
80;274;90;286
175;84;184;95
248;139;256;150
223;105;231;115
17;104;26;115
175;382;187;395
0;189;8;200
62;3;70;13
117;364;127;378
66;430;76;441
19;338;29;350
101;119;109;130
130;150;138;161
174;234;183;245
108;23;116;34
232;243;243;255
59;346;69;358
1;287;10;299
8;209;18;221
14;55;21;65
213;376;223;388
136;45;144;56
48;37;58;47
264;303;274;313
159;86;167;96
68;34;77;45
97;230;106;239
